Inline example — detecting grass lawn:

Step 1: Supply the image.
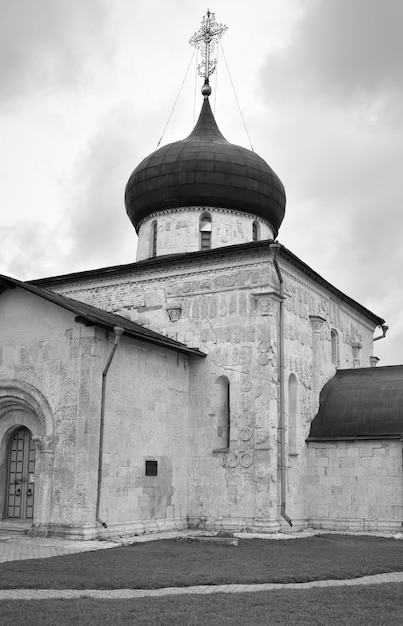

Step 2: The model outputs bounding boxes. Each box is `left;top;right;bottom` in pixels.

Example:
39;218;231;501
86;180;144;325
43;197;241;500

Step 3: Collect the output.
0;584;402;625
0;534;402;590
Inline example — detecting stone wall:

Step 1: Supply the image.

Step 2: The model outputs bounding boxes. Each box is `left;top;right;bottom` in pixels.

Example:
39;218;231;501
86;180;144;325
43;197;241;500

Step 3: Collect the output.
0;287;102;534
38;245;380;531
307;440;403;532
96;336;190;537
0;286;192;538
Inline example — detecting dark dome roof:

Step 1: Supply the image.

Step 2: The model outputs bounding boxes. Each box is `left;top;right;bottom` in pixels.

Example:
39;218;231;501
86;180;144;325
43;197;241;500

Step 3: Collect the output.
125;97;286;234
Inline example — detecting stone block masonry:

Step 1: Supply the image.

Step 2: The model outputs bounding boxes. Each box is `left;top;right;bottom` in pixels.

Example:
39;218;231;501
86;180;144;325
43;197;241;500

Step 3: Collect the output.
307;440;403;532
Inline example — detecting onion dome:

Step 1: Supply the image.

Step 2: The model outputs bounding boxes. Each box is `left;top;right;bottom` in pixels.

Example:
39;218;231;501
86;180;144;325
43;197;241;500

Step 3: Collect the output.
125;97;286;235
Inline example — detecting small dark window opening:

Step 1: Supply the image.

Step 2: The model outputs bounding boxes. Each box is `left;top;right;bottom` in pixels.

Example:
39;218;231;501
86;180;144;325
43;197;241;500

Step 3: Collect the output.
151;221;157;258
252;221;260;241
145;460;158;476
200;213;212;250
331;329;339;367
226;381;231;448
215;375;230;449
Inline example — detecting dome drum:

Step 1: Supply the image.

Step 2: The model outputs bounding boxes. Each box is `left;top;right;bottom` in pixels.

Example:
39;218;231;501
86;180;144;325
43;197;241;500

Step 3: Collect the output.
135;207;274;261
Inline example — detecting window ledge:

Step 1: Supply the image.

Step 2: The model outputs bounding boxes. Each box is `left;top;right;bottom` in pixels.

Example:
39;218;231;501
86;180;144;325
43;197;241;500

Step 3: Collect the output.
212;447;230;454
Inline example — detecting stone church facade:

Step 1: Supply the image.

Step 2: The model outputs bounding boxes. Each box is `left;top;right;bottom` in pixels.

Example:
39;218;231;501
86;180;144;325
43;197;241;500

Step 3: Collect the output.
0;87;402;539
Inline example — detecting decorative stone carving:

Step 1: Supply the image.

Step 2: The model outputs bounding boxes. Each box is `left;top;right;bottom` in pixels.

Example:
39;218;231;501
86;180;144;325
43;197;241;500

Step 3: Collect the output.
166;307;182;321
240;452;253;468
252;290;281;316
167;268;274;298
255;430;270;450
240;427;252;441
258;340;276;367
241;379;252;392
300;388;312;426
309;315;327;333
351;342;362;369
226;453;239;468
32;435;56;454
271;367;279;383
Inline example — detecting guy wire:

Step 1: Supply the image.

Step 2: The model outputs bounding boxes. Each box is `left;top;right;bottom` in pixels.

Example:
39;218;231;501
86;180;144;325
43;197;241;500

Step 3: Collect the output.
156;48;196;148
219;40;254;151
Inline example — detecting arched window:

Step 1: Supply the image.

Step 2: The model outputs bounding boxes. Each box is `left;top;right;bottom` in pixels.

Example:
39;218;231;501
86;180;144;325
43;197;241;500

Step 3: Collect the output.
199;212;212;251
151;220;157;258
288;374;298;455
331;329;339;367
213;375;230;450
252;221;260;242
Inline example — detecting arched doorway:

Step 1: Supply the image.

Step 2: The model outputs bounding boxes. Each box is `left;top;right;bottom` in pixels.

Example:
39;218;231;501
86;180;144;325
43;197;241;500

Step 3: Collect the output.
6;427;36;520
0;380;55;527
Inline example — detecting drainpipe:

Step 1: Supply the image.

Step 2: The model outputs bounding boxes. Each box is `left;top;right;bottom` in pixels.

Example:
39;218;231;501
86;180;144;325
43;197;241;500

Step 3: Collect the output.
96;326;124;528
270;242;292;527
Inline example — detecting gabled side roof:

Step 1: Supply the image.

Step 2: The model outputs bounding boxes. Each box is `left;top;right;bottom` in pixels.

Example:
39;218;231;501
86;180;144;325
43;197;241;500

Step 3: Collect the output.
307;366;403;441
0;275;205;358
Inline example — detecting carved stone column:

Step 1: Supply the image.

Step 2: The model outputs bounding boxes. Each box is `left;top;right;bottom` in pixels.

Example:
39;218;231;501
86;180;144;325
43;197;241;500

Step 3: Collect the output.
252;289;282;531
309;316;326;418
351;342;362;368
32;435;56;530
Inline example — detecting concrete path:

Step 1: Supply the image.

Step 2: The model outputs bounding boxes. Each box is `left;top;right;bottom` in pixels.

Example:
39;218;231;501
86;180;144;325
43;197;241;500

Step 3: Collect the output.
0;532;118;563
0;572;402;600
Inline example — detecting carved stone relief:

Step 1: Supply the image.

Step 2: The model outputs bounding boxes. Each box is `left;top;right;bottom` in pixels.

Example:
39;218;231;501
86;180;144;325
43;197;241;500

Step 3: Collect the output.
166;267;275;298
166;308;182;321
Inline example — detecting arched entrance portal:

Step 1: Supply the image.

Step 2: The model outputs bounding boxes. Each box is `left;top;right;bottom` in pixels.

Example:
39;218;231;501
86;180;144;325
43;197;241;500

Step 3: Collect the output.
0;380;55;529
6;427;36;520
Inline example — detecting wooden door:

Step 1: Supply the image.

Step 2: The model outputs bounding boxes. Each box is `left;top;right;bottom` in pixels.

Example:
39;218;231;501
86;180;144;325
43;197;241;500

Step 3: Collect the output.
6;427;36;520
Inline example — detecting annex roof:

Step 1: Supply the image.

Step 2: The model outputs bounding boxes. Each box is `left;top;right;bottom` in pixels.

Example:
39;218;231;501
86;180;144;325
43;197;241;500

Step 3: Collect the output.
307;366;403;441
0;275;205;358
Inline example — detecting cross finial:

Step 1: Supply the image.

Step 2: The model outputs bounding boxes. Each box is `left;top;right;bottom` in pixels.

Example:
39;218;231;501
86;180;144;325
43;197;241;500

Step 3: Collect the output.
189;9;228;97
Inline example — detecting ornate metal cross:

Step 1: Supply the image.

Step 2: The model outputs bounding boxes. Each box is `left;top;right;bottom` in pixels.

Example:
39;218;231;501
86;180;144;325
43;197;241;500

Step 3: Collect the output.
189;9;228;86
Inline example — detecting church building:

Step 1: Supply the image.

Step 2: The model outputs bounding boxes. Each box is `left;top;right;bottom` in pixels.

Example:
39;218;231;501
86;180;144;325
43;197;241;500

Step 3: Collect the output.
1;12;402;539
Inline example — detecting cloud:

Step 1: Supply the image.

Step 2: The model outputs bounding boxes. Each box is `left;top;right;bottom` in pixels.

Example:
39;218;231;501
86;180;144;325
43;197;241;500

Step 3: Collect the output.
63;101;164;273
0;0;111;106
255;0;403;365
261;0;403;110
0;220;70;280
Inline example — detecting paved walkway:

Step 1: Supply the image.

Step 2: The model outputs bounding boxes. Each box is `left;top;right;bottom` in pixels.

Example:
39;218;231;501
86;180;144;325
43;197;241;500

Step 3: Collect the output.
0;532;118;563
0;572;402;600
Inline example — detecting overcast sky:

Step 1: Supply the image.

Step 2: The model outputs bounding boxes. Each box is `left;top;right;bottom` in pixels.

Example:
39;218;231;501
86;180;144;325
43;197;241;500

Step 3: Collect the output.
1;0;402;366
